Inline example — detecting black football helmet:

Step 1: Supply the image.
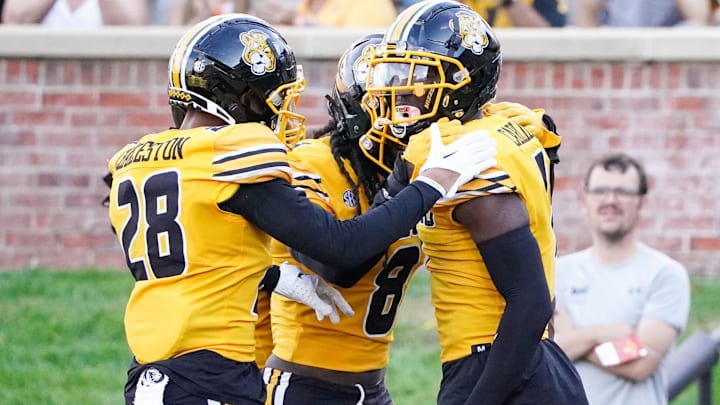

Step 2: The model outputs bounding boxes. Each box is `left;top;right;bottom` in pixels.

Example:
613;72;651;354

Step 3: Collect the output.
365;0;501;143
325;32;404;173
167;14;306;148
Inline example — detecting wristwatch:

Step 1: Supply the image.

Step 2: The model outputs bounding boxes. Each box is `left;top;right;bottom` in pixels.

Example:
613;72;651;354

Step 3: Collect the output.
501;0;517;7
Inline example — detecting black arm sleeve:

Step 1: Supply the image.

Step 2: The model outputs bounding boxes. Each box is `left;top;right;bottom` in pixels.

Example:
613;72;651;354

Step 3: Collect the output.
464;225;554;405
290;249;384;288
292;161;405;287
218;178;439;270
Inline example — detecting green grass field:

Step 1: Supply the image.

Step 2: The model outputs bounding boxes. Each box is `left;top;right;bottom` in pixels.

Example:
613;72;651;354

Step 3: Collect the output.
1;269;719;405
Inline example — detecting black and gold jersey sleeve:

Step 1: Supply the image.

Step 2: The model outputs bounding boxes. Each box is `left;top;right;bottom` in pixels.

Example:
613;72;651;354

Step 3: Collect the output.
210;123;291;185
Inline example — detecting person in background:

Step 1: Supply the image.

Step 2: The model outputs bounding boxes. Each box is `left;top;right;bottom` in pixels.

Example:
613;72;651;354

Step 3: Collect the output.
147;0;174;25
394;0;421;12
2;0;147;26
398;0;567;24
463;0;567;27
295;0;397;26
575;0;709;26
167;0;249;26
553;153;691;405
253;0;397;27
248;0;298;25
365;1;587;404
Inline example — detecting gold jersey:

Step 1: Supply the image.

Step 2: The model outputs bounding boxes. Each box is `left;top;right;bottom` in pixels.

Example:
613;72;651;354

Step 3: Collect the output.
270;137;424;372
404;116;556;363
107;123;291;364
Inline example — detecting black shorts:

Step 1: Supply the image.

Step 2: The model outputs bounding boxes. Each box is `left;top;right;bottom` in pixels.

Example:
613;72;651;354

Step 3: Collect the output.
124;350;265;405
437;340;588;405
263;367;392;405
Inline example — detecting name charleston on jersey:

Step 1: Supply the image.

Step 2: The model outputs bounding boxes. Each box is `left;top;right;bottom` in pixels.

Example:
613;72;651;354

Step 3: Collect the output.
113;136;191;170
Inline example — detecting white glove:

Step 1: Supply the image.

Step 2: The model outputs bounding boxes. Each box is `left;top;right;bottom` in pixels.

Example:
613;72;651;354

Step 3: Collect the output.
273;262;354;324
417;122;497;198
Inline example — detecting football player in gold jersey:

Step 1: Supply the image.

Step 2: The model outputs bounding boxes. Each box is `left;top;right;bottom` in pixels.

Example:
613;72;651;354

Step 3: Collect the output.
364;2;588;404
107;13;499;405
262;33;430;405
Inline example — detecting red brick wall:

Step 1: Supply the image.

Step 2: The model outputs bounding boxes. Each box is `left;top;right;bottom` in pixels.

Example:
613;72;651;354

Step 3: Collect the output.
1;58;718;274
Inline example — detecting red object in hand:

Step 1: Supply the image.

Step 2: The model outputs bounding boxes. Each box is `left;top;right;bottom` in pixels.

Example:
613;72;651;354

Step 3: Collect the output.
594;334;648;366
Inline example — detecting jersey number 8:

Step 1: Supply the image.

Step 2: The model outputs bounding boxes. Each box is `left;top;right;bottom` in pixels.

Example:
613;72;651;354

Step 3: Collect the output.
364;244;421;337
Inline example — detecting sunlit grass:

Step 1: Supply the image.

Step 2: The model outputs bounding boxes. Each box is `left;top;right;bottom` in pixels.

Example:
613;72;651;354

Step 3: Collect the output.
0;270;133;404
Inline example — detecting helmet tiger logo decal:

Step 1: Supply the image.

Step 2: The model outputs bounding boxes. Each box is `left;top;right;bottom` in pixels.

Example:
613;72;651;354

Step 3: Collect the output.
239;30;277;75
353;44;376;84
453;11;489;55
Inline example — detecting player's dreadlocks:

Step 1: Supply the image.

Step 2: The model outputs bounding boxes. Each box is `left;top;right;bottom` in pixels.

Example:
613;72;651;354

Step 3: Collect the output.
311;120;384;216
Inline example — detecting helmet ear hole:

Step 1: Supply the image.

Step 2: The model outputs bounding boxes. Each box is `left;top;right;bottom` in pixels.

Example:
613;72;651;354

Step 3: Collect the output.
447;32;463;50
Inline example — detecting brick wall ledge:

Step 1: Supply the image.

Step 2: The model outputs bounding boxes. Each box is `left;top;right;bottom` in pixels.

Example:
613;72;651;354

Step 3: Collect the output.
0;25;719;61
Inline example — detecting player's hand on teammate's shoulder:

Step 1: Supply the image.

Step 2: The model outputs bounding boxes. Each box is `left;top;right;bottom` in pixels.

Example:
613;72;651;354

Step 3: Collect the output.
408;118;497;198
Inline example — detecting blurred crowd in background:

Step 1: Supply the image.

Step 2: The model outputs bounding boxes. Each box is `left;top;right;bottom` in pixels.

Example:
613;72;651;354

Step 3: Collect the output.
0;0;719;28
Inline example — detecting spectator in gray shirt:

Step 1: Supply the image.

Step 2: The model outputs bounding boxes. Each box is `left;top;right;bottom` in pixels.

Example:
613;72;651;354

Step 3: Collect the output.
553;153;691;405
575;0;710;26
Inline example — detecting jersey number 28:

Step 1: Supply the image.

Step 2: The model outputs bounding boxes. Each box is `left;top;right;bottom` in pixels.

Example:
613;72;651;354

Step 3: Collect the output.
114;171;187;281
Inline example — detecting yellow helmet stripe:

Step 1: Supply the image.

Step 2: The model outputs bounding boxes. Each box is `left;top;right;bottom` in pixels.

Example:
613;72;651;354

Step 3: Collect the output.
386;1;442;42
169;14;238;89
